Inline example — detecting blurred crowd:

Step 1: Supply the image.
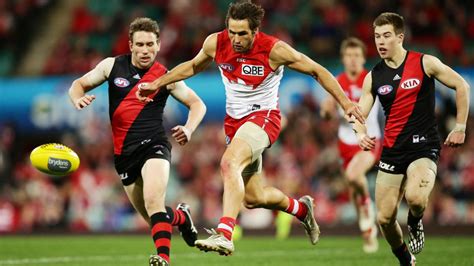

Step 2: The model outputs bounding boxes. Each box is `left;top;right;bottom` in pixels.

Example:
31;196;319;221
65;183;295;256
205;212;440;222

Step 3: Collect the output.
1;0;474;76
0;0;53;75
1;93;473;233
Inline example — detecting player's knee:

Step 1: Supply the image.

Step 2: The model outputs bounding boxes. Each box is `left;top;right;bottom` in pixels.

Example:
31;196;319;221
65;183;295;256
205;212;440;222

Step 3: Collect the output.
244;194;265;209
346;173;364;188
220;156;239;178
143;194;165;214
377;211;396;227
405;193;427;213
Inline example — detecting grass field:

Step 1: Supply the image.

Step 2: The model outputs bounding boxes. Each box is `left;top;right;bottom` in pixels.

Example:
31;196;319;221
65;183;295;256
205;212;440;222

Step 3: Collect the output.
0;235;473;266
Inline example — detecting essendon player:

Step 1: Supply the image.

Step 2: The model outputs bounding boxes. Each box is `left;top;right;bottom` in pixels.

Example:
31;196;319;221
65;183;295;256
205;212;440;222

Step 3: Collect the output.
353;13;470;265
138;1;364;256
320;37;381;253
68;17;206;266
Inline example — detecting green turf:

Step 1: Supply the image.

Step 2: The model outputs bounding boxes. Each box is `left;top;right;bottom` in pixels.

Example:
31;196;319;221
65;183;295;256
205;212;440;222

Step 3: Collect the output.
0;235;473;265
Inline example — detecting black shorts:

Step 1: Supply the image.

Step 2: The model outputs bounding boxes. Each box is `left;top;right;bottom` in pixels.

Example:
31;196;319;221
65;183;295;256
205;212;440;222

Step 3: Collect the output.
114;138;171;186
378;145;440;175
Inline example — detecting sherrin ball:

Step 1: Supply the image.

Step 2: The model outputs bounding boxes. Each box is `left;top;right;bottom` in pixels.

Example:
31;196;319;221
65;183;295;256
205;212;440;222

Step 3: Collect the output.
30;143;80;176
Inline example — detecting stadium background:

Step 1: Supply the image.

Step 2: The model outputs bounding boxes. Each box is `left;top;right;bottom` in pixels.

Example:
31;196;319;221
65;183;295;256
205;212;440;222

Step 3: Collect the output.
0;0;473;238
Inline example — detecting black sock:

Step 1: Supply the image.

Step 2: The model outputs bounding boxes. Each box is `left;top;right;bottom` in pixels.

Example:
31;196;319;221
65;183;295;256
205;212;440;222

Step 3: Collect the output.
150;212;172;263
408;211;423;226
392;242;412;265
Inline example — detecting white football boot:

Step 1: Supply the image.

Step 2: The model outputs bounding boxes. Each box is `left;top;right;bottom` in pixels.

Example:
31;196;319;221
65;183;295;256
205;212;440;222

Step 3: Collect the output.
195;228;234;256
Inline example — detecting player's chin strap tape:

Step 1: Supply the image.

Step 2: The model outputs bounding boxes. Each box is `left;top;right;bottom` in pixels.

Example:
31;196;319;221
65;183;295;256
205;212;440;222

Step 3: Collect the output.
453;123;466;133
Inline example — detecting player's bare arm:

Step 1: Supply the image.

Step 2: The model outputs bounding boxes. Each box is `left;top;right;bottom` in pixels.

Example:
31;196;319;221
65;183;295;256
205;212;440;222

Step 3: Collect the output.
68;57;114;110
269;41;365;124
167;81;207;146
423;54;470;147
353;72;376;150
137;34;217;102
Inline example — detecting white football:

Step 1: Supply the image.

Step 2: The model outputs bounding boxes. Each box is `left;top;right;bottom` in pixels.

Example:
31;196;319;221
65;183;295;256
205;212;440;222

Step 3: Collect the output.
30;143;80;176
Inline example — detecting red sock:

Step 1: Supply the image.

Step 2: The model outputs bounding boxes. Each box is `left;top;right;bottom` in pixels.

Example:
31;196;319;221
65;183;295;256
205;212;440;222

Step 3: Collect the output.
284;197;308;221
171;209;186;226
216;217;236;240
358;195;370;206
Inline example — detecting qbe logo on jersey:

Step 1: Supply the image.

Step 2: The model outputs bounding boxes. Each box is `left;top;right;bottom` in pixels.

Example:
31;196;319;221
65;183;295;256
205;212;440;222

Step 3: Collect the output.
242;64;264;76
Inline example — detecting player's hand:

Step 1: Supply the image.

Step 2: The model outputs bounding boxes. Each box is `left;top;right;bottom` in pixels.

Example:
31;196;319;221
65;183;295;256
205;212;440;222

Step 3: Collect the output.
74;94;96;110
171;125;192;146
444;125;466;148
136;82;159;103
357;133;376;151
344;102;365;124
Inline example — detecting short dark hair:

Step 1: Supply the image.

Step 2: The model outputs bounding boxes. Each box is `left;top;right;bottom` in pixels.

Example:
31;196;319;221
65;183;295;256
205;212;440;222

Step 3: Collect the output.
226;1;265;32
373;12;405;35
129;17;160;42
340;37;367;57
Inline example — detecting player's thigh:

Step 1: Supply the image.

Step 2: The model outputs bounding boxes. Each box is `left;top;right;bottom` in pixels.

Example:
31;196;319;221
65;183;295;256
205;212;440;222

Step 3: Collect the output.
122;177;149;223
345;150;376;179
231;121;270;164
375;171;406;222
141;158;170;203
405;158;437;202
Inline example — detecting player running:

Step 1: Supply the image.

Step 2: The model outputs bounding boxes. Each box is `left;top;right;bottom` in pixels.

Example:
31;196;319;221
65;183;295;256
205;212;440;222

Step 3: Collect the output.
68;17;206;266
320;37;381;253
138;1;364;256
352;12;470;265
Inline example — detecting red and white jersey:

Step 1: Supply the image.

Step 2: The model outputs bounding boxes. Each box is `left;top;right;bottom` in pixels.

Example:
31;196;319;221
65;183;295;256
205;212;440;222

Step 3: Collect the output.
337;70;382;145
215;30;283;119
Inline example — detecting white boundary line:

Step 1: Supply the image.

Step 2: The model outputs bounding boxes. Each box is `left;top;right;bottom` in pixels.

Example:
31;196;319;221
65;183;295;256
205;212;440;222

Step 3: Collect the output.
0;249;327;265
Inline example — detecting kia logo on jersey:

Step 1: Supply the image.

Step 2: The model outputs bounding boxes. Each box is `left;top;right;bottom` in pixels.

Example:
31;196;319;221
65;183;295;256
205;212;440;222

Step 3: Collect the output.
114;77;130;88
377;85;393;95
401;78;420;90
242;64;264;76
219;63;235;72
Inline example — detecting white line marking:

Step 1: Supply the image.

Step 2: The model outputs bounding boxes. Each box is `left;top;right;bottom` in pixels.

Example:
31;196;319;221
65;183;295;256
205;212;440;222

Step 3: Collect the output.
0;249;327;265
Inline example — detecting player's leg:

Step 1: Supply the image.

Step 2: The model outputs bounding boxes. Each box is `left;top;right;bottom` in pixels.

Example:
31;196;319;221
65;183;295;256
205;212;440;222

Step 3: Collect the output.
141;158;172;264
242;164;320;245
194;134;252;255
122;177;150;224
345;150;378;253
404;158;437;254
376;171;414;265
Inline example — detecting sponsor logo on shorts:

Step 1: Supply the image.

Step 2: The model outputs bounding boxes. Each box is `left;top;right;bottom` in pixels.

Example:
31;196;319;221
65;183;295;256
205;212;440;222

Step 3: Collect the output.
141;139;151;145
47;157;71;172
377;85;393;95
379;161;395;172
401;78;420;90
412;135;427;143
114;77;130;88
225;135;231;145
242;64;264;76
219;63;235;72
119;172;128;180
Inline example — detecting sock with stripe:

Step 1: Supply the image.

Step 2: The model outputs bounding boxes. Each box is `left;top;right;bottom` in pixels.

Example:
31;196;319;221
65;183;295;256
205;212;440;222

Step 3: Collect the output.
165;206;187;226
150;212;172;263
284;197;308;221
216;216;236;240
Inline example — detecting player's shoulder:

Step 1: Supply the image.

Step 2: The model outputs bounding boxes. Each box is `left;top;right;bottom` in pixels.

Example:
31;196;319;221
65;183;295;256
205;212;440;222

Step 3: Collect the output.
203;32;220;53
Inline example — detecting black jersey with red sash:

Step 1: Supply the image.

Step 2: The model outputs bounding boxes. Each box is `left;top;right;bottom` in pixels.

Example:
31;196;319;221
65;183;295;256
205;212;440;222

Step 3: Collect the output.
371;51;440;153
107;55;169;155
